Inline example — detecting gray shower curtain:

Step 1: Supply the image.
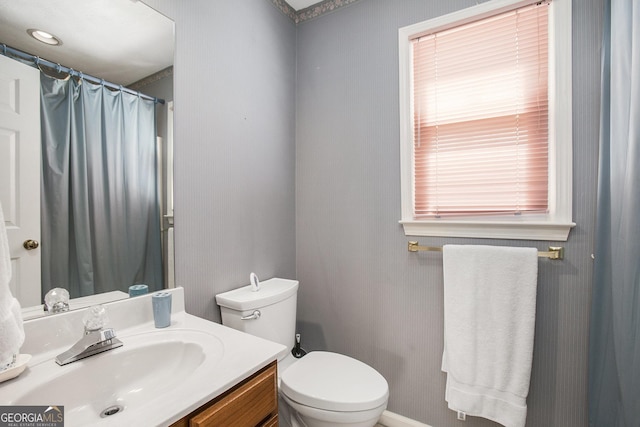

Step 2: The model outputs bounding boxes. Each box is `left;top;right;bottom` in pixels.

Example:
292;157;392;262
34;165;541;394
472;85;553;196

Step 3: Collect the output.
40;74;163;299
588;1;640;426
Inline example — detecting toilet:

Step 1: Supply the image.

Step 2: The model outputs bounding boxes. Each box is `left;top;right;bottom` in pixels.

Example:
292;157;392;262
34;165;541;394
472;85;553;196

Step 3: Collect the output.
215;278;389;427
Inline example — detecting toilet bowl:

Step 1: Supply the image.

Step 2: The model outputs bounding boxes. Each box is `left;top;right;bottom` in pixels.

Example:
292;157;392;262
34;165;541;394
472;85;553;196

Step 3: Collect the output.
279;351;388;427
215;278;389;427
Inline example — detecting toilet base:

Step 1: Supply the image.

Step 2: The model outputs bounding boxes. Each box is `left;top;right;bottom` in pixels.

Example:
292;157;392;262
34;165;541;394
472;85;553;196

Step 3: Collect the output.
279;391;386;427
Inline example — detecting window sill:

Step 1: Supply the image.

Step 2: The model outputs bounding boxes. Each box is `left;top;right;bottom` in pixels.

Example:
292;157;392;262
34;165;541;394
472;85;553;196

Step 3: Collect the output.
399;219;575;241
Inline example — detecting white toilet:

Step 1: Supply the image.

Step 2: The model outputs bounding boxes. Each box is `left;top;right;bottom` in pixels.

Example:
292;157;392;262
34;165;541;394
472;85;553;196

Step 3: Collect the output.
216;278;389;427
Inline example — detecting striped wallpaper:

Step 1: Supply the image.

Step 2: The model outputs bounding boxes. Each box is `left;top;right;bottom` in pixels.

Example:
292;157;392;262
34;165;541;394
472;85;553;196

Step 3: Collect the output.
143;0;602;425
295;1;602;426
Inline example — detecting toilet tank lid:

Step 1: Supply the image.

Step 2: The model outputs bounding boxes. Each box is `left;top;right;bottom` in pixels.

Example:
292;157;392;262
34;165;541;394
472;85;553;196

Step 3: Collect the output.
215;278;299;311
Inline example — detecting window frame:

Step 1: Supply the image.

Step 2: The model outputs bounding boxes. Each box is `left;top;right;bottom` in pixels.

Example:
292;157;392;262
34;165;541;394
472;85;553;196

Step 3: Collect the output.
398;0;574;241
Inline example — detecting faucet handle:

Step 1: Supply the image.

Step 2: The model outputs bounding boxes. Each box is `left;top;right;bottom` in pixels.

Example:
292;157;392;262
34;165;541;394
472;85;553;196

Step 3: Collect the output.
44;288;70;313
83;305;109;333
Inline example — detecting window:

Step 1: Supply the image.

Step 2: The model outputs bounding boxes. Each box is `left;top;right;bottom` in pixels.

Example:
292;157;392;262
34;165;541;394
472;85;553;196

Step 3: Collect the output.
398;0;574;241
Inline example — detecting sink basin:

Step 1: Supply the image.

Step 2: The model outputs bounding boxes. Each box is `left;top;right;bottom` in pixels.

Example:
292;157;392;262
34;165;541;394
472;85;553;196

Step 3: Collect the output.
8;329;224;426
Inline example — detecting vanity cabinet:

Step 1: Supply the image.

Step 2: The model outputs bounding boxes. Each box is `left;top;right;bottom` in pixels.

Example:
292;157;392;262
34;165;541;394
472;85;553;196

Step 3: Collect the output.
170;361;278;427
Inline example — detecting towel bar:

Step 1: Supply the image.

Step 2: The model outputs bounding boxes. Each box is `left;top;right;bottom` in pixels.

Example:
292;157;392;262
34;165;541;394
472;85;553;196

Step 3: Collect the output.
407;241;564;260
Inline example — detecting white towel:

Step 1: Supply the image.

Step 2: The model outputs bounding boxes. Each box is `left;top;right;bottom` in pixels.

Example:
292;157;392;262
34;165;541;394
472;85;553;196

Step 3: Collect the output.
441;244;538;427
0;201;24;367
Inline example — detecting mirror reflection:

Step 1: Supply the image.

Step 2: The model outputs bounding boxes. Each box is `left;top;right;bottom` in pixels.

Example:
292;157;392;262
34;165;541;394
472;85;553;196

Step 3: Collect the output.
0;0;174;317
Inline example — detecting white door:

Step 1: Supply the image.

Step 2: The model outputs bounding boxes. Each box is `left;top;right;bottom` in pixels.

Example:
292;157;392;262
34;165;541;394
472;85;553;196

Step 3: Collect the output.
0;54;41;306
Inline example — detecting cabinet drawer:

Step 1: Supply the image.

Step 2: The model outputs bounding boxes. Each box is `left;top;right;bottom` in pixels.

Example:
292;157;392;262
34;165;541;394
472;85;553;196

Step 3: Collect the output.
261;414;278;427
190;362;278;427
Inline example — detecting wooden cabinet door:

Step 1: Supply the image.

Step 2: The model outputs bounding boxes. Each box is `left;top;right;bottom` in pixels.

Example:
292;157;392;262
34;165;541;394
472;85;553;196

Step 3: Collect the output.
179;362;277;427
189;367;278;427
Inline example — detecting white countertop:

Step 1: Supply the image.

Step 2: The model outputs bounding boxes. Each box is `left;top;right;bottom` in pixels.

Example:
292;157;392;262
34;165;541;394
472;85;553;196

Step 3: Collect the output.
0;287;285;426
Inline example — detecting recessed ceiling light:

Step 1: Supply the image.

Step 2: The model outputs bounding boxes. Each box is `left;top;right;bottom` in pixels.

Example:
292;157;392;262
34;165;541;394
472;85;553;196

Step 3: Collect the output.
27;29;62;46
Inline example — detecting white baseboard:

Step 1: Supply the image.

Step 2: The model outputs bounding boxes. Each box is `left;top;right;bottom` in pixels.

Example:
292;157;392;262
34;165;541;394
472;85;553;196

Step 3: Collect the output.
379;410;432;427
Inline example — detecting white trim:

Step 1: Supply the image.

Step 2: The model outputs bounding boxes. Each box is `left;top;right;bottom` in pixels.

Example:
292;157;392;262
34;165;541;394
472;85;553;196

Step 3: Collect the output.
547;0;573;230
166;101;174;218
401;0;544;41
398;0;574;242
379;410;432;427
400;219;574;241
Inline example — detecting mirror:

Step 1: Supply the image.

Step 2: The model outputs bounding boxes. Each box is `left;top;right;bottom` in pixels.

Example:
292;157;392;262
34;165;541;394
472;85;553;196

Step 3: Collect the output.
0;0;174;318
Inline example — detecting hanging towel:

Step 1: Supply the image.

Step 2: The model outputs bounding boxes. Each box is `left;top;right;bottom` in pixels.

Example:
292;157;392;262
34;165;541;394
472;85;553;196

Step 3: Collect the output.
441;245;538;427
0;201;24;368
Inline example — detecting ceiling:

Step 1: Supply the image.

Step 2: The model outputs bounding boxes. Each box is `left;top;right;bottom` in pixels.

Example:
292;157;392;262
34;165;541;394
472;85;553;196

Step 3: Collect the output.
0;0;174;86
0;0;322;87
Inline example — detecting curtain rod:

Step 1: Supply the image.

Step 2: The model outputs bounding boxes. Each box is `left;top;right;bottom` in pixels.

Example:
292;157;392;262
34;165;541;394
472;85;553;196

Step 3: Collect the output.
1;43;165;105
407;241;565;260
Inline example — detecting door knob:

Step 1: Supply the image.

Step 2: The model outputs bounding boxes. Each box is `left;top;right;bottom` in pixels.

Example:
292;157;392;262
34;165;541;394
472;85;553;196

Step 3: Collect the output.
23;239;39;250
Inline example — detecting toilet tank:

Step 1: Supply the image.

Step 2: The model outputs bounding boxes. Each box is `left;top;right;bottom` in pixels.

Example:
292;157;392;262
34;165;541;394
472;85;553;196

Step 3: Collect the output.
216;278;298;355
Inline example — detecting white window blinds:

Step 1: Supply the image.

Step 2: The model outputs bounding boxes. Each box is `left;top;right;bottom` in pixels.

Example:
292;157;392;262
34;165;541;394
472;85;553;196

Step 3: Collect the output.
411;2;549;218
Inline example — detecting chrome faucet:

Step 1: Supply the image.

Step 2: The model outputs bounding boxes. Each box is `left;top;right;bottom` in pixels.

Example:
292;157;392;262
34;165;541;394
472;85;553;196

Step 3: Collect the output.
55;305;123;366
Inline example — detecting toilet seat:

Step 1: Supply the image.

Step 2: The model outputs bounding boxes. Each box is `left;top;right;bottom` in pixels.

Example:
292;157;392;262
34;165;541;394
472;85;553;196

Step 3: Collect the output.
280;351;389;412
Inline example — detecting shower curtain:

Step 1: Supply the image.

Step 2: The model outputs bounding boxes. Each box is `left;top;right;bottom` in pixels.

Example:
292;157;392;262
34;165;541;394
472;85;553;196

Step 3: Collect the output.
588;1;640;426
40;74;163;298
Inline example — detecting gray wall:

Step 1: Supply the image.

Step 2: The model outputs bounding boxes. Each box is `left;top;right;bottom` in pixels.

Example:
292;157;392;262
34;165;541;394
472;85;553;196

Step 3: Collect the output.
144;0;297;321
295;1;602;427
142;0;602;426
